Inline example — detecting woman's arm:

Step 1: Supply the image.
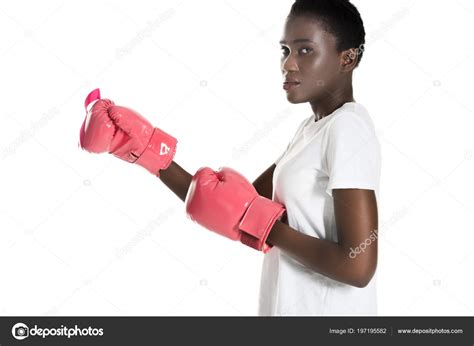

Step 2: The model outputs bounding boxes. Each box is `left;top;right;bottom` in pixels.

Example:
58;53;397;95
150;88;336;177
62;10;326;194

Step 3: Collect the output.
267;188;378;288
158;161;193;202
158;162;278;203
252;163;276;200
158;162;379;288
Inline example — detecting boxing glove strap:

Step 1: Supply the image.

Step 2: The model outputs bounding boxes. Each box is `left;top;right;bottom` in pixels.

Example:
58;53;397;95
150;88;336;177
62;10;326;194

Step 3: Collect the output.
135;127;178;176
84;88;101;112
239;196;285;253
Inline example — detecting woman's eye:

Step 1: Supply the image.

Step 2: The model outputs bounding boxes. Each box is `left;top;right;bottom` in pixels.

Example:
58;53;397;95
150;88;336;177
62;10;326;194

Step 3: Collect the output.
280;47;313;57
299;47;313;55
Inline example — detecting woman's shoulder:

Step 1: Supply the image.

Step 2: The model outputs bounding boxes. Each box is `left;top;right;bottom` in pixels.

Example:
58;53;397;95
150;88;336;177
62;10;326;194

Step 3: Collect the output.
326;102;376;136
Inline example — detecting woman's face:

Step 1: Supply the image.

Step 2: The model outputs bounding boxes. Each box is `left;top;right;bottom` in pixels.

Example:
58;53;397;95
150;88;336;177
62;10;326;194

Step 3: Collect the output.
280;15;344;104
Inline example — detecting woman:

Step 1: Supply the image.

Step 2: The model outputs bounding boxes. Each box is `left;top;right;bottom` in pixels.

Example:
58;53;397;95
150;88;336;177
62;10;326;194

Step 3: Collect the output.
258;0;381;316
79;0;380;316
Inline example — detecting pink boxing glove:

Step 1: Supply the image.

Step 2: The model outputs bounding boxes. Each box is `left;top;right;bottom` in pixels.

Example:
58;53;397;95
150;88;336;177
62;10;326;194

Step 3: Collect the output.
185;167;286;253
79;89;177;176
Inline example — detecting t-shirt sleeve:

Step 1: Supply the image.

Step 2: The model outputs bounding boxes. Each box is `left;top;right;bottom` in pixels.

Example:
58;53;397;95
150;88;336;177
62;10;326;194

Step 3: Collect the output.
325;113;381;197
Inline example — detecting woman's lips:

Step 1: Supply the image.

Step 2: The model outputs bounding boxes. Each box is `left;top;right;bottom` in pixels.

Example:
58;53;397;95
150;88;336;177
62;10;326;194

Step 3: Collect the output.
283;82;301;91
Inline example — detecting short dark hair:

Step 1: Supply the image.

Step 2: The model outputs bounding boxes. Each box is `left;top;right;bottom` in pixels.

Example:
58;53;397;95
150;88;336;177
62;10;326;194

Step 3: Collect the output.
288;0;366;66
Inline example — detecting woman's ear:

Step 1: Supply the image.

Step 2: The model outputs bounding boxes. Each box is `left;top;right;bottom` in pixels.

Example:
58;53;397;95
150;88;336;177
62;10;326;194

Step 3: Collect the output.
340;48;359;72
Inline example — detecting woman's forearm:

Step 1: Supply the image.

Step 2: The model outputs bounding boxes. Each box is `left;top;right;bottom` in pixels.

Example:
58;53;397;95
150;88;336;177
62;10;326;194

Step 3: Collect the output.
158;161;193;202
266;220;374;288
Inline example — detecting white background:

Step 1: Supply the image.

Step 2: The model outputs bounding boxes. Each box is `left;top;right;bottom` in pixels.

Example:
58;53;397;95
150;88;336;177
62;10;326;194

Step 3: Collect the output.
0;0;473;316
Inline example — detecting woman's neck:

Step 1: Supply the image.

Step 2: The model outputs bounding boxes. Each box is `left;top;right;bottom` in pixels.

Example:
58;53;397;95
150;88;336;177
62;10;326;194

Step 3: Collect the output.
310;85;354;121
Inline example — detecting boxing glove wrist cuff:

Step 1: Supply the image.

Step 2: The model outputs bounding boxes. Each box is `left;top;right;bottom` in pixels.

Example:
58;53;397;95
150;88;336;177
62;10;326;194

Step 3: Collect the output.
135;127;177;176
239;196;286;253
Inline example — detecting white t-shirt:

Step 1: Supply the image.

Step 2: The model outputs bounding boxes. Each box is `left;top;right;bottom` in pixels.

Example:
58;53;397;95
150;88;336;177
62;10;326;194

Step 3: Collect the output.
258;102;381;316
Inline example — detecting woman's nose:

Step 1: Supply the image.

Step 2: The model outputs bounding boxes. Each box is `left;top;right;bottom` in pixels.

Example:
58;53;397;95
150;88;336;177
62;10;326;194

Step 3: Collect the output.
281;54;298;73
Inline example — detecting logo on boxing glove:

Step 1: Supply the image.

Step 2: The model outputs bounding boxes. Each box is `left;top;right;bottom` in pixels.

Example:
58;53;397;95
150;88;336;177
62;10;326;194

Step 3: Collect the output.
160;142;171;156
